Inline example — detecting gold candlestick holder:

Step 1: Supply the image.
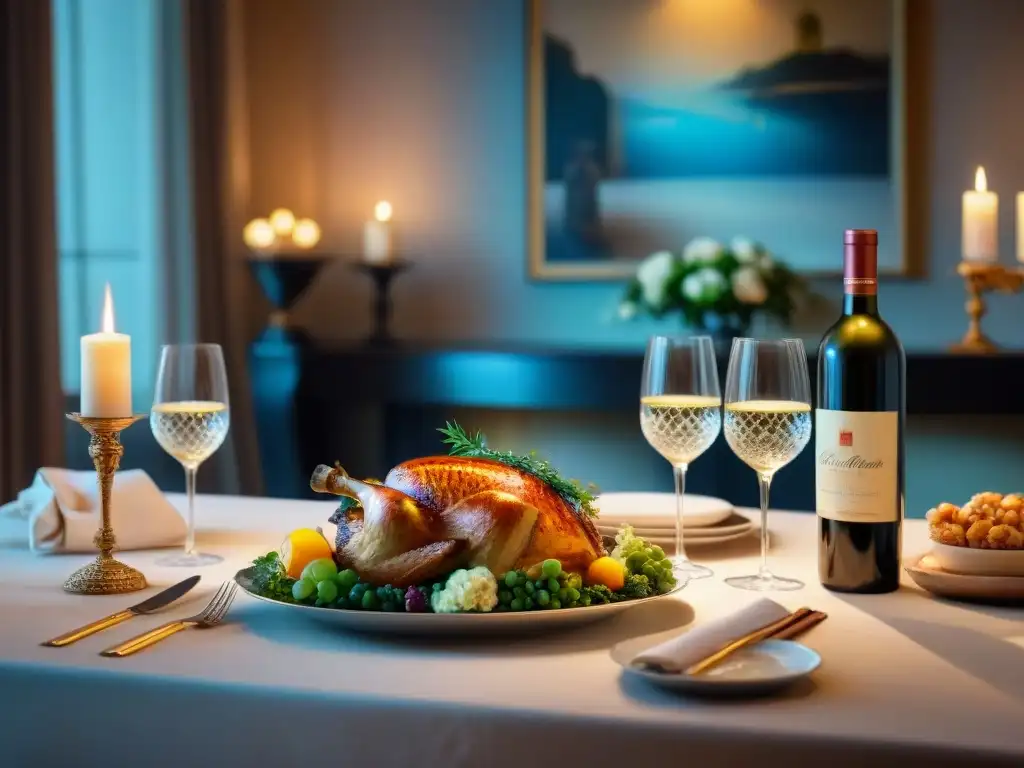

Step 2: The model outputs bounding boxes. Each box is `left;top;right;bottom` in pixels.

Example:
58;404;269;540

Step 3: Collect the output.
63;413;148;595
951;262;1024;354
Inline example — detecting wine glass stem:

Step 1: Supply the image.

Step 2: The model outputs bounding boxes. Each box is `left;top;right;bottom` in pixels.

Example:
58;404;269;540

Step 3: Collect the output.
184;464;198;556
757;471;773;579
673;463;689;562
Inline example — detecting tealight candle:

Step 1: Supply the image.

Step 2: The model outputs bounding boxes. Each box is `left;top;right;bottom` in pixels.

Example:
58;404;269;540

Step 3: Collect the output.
363;201;395;264
962;166;998;262
80;284;132;417
243;218;276;251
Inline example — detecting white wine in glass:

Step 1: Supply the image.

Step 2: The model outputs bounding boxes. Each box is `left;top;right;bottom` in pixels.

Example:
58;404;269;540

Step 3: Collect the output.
640;336;722;580
723;339;812;591
151;345;231;567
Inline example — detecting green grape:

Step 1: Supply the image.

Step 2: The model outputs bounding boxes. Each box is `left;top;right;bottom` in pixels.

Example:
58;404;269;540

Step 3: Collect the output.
303;558;337;583
504;571;518;588
642;563;658;579
499;590;513;604
536;589;550;606
541;559;562;579
333;596;350;609
361;589;380;610
335;569;359;590
510;598;524;612
567;587;580;602
625;552;648;572
547;578;560;593
558;587;569;602
649;545;666;561
522;596;534;611
642;547;654;559
567;574;582;590
535;579;547;591
316;579;338;603
516;572;529;587
513;586;525;599
549;599;562;610
291;578;315;601
524;581;536;595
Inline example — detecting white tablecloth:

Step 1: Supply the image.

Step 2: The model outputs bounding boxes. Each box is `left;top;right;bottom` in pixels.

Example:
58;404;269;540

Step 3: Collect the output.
2;494;1023;767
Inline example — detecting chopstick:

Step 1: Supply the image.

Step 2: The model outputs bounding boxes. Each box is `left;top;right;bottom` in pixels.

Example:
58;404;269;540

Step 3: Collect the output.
685;607;825;676
770;610;827;641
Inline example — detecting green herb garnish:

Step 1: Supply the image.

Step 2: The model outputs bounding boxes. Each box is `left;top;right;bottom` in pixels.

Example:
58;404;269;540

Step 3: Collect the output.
438;421;597;517
250;551;297;602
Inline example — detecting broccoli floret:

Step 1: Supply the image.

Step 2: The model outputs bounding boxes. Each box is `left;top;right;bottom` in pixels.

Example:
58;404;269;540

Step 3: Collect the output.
619;573;654;599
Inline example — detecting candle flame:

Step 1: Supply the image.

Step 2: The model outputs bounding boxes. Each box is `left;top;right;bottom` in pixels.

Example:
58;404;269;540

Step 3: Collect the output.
374;201;393;222
269;208;296;236
975;166;988;193
101;283;115;333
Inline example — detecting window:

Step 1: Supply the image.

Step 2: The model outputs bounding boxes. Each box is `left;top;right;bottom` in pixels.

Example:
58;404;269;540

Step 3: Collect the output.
53;0;164;400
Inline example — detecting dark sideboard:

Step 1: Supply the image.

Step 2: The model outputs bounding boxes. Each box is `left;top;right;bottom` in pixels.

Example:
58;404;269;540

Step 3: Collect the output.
250;339;1024;509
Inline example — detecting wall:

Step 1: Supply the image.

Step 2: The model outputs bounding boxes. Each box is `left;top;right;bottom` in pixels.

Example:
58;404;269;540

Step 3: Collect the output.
240;0;1024;514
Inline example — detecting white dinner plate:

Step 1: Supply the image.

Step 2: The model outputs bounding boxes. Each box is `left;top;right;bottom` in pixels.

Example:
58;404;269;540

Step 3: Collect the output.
598;513;754;540
637;527;757;549
596;492;732;529
235;567;689;636
611;635;820;697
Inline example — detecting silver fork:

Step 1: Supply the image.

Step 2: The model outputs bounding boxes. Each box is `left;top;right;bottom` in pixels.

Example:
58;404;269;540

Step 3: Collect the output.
100;581;238;657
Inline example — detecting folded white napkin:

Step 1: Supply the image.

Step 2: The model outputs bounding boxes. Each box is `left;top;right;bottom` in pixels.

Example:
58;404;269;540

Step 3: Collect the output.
0;468;186;553
631;597;791;673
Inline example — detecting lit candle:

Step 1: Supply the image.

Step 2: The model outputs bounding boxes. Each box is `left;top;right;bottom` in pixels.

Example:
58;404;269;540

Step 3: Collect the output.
269;208;296;238
363;201;396;264
80;284;132;417
243;218;276;251
962;166;998;262
1017;192;1024;263
292;218;321;249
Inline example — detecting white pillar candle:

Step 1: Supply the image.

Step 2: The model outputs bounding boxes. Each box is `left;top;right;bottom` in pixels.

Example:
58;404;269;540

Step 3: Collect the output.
80;284;132;417
962;166;998;262
363;201;395;264
1017;192;1024;263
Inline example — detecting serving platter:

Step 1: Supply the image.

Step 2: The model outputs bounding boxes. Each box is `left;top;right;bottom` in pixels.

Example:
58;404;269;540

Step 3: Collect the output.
904;554;1024;603
235;567;688;636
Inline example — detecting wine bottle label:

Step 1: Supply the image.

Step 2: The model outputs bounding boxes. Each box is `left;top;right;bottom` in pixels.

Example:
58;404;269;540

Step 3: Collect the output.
815;409;899;523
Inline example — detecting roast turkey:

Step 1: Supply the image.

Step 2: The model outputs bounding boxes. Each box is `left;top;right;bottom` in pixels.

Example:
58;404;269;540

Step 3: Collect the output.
311;457;605;585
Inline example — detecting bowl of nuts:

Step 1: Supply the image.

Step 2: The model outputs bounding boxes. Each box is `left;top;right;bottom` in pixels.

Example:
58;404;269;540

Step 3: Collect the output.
926;493;1024;577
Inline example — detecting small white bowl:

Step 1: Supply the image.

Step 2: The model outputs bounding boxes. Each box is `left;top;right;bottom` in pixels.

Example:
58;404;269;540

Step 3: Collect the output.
930;541;1024;577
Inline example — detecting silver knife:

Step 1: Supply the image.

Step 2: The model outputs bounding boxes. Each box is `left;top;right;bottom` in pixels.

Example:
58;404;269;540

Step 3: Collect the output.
42;575;201;647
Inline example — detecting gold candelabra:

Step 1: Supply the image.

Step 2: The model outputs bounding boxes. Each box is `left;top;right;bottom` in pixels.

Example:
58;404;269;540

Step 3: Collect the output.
951;262;1024;354
64;413;148;595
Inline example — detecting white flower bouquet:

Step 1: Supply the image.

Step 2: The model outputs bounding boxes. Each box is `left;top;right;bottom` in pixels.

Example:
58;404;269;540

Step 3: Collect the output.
619;237;804;336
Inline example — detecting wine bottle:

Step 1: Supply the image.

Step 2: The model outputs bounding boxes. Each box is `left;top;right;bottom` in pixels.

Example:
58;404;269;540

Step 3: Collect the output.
816;229;905;593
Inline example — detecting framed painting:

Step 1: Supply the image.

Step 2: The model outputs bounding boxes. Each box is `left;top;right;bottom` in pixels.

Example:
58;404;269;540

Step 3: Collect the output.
527;0;918;280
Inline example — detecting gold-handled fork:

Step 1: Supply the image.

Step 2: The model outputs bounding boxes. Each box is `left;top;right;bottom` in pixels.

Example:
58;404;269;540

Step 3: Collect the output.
100;581;238;657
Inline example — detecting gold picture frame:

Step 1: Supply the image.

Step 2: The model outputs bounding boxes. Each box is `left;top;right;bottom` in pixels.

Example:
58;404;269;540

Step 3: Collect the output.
527;0;921;281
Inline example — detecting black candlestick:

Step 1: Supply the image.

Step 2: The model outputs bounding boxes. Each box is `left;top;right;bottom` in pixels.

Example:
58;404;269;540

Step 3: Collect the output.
350;259;410;344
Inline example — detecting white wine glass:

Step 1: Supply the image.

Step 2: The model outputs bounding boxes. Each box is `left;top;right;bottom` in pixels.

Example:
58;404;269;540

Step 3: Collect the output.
723;338;811;591
640;335;722;580
151;344;231;567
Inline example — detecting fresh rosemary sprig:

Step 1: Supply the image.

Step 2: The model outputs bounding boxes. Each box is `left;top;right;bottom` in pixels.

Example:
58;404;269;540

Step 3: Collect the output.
438;421;597;517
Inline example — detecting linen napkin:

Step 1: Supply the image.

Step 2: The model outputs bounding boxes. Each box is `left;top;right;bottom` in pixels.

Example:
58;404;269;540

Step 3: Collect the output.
0;468;186;553
631;597;791;673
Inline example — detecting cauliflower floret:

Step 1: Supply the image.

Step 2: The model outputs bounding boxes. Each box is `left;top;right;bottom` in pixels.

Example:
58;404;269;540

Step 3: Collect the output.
430;567;498;613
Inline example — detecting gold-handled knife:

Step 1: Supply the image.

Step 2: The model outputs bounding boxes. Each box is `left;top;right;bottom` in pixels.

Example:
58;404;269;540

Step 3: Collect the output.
42;575;201;647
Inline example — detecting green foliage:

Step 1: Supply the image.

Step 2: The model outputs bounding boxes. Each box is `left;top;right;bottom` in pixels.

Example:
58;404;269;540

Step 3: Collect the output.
250;551;297;603
439;421;597;517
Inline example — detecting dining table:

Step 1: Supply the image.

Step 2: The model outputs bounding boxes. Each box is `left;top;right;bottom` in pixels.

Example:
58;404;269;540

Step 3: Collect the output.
1;493;1022;768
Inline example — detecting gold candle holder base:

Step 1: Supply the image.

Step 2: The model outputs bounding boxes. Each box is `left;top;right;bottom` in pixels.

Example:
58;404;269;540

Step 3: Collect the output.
952;262;1024;354
64;413;148;595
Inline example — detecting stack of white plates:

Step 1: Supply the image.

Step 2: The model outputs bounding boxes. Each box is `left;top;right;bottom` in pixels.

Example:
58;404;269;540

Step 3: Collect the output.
595;492;755;549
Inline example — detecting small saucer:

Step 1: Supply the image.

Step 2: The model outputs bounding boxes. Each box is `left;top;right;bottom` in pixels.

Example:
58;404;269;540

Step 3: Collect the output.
905;554;1024;603
611;635;820;697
